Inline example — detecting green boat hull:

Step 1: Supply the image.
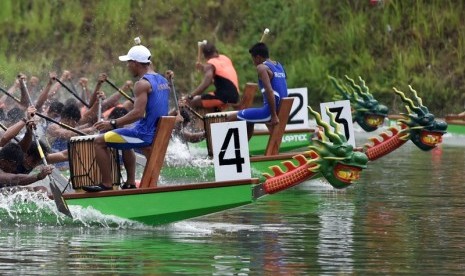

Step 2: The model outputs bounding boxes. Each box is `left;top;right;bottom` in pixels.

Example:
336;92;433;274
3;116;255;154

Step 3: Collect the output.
159;152;309;183
194;129;312;155
64;180;257;226
444;122;465;135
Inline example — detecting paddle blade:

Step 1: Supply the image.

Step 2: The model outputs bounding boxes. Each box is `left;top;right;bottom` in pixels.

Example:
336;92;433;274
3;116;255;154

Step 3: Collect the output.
49;182;73;218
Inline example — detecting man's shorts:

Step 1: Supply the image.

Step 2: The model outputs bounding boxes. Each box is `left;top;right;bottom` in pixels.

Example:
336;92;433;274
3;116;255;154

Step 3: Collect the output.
200;92;225;109
237;105;272;123
104;128;152;150
237;96;281;123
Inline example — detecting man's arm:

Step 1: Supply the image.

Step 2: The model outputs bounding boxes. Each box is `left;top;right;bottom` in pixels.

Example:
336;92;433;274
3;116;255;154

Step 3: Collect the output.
115;79;149;126
93;79;149;132
35;72;56;111
190;63;214;97
0;165;53;186
257;64;278;125
88;73;107;107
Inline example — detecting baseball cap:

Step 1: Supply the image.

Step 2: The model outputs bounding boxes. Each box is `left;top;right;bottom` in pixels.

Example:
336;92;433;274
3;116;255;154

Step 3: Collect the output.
119;45;151;63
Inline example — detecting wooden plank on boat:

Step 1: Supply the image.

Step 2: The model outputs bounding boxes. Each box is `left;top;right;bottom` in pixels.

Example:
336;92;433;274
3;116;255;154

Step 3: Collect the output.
63;178;260;199
264;97;294;156
231;82;258;110
139;116;176;188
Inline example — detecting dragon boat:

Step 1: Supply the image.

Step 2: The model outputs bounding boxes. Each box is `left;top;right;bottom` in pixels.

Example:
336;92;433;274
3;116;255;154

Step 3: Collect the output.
389;113;465;136
330;75;389;132
54;106;369;226
48;84;446;225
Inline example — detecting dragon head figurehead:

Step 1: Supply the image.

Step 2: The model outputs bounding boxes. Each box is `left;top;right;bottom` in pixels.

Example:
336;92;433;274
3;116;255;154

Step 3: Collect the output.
393;86;448;151
329;75;389;132
308;106;369;188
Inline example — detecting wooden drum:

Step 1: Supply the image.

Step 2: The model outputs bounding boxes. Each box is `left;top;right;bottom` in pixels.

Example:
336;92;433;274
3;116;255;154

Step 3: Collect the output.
68;135;121;189
204;112;229;157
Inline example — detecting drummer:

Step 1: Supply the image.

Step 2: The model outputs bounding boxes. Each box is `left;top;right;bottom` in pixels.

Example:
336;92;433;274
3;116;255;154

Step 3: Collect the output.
83;40;170;192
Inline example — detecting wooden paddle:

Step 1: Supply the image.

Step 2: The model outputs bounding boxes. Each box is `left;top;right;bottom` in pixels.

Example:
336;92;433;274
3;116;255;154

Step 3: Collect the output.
0;122;20;143
105;79;134;103
19;77;73;218
53;77;90;108
0;86;21;104
169;74;190;149
34;112;86;136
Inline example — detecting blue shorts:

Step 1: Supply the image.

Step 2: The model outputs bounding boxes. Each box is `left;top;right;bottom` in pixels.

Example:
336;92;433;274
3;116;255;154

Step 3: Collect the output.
237;97;280;123
104;128;152;150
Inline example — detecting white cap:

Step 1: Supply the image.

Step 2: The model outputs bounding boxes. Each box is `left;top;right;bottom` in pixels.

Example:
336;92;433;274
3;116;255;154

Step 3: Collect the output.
119;45;151;63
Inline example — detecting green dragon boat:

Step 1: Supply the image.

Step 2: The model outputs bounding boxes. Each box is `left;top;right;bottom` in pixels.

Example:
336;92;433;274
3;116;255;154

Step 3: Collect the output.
56;110;370;226
193;128;313;156
54;87;448;226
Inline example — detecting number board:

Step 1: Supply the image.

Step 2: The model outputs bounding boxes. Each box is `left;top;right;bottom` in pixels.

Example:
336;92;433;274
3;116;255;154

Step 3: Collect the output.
286;87;309;130
319;100;356;147
211;121;251;182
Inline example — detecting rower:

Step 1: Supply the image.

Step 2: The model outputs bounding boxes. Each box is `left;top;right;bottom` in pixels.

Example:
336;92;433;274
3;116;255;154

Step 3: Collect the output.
227;42;288;141
84;38;170;192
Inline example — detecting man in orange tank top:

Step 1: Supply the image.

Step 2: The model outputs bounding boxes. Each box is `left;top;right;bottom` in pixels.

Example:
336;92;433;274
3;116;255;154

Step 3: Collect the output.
185;43;240;111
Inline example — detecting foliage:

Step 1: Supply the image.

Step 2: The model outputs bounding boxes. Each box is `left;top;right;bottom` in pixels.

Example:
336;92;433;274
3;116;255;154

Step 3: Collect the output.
0;0;463;115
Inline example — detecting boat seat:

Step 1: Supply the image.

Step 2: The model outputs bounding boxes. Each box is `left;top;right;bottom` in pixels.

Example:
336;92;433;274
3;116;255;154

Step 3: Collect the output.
139;116;176;188
264;97;294;156
230;82;258;110
213;82;258;112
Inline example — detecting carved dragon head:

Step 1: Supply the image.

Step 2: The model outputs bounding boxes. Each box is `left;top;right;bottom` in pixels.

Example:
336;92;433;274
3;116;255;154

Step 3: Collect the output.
329;75;389;132
307;106;369;188
393;86;448;150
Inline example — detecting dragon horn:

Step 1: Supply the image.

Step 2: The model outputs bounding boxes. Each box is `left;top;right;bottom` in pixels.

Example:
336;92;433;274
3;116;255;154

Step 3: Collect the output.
393;87;424;115
329;75;350;100
408;85;429;114
308;106;342;144
358;76;371;94
345;75;371;102
325;106;345;143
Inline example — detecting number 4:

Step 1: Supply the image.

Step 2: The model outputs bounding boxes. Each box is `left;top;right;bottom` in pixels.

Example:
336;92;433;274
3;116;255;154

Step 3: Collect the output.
218;128;245;172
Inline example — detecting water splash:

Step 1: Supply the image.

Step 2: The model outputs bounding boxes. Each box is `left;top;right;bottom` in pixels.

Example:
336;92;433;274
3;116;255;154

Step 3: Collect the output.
0;189;155;230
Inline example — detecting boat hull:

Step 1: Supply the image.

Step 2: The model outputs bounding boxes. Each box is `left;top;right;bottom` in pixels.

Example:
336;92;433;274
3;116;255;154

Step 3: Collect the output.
193;128;312;155
64;179;257;225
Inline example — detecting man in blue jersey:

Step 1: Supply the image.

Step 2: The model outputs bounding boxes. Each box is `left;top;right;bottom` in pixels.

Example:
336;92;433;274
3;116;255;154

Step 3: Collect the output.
227;42;288;140
84;42;170;192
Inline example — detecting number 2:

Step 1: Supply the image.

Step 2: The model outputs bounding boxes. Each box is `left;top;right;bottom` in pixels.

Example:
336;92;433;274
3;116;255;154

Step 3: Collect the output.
287;92;304;125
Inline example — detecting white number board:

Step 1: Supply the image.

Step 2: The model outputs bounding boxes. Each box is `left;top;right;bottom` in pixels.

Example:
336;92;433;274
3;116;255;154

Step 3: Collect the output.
211;121;251;182
319;100;355;147
286;87;309;130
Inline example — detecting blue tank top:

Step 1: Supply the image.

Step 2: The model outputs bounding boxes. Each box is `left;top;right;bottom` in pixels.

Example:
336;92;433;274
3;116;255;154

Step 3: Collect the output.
258;60;288;105
133;73;170;142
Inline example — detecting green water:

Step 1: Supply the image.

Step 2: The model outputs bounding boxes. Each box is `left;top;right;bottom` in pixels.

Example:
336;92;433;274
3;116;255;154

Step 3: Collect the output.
1;140;464;275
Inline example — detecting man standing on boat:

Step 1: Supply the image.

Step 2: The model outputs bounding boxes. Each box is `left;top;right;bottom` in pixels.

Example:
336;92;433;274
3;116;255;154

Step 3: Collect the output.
83;40;170;192
227;42;288;140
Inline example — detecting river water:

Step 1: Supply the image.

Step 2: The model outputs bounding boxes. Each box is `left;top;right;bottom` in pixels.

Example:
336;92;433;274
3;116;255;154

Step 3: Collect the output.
0;137;464;275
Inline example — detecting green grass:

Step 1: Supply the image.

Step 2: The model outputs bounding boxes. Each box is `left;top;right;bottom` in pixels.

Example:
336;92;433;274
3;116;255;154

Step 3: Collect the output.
0;0;464;116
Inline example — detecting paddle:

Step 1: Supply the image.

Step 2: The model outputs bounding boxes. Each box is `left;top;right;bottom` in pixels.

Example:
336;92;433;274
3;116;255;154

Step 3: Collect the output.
34;112;86;136
105;79;134;103
53;77;90;108
97;97;103;122
169;74;189;149
260;28;270;42
0;122;20;143
19;77;73;218
0;86;21;104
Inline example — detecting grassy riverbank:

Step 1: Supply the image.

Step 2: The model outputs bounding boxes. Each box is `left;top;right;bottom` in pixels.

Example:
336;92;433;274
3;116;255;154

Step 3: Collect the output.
0;0;463;115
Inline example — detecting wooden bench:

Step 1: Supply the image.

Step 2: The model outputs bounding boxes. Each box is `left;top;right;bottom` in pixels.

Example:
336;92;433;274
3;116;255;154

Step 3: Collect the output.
139;116;176;188
231;82;258;110
264;97;294;156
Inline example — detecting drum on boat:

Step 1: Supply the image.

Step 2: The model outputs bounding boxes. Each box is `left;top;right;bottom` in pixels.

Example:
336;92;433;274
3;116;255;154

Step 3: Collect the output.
68;135;121;189
204;112;230;157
